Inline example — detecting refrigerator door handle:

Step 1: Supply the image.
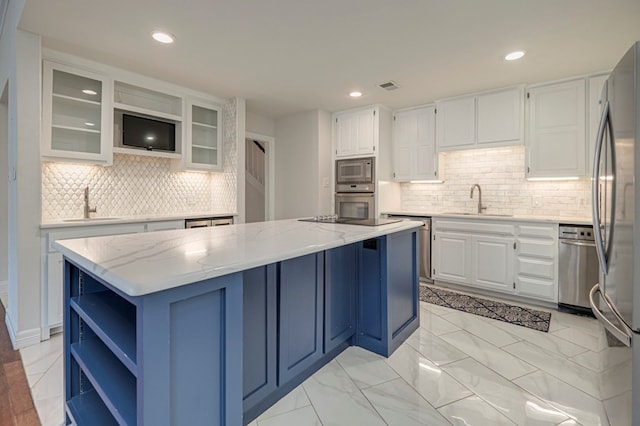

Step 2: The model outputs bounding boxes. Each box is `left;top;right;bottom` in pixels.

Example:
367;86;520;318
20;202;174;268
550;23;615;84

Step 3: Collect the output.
589;283;632;347
592;101;607;273
591;101;615;274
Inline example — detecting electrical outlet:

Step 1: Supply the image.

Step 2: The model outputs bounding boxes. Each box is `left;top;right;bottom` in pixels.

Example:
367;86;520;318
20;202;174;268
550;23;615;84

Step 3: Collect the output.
323;177;329;188
187;195;196;206
533;196;540;207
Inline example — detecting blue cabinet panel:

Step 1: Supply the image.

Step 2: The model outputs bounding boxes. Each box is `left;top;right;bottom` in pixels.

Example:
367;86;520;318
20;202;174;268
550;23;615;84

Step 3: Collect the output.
324;244;356;353
242;265;277;412
137;274;243;426
357;237;387;355
387;230;419;338
278;253;324;384
169;290;224;425
356;229;420;357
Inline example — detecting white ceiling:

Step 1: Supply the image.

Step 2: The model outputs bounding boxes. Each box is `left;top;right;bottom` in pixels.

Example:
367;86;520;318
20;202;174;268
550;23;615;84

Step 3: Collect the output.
18;0;640;120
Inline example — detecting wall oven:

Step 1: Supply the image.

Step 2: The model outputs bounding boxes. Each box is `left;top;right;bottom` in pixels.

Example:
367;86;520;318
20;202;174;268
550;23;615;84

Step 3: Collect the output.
335;192;375;219
335;157;376;220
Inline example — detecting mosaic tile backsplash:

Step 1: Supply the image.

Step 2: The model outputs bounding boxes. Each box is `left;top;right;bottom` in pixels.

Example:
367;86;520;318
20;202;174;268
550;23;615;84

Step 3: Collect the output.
401;145;592;218
42;98;238;221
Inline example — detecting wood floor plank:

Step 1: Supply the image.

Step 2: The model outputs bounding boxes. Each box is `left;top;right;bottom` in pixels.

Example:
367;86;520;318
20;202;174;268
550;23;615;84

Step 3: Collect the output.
0;303;40;425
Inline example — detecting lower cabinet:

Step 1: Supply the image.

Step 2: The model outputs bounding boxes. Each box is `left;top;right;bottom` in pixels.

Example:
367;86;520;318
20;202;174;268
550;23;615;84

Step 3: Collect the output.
432;218;557;303
432;232;472;284
278;253;324;384
515;224;558;302
357;231;419;357
46;252;65;327
42;222;146;337
43;220;186;337
241;230;419;422
324;244;356;353
472;235;514;292
242;265;277;412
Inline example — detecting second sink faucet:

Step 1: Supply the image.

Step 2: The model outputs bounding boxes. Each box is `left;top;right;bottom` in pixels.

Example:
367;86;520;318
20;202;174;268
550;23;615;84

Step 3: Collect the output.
83;186;97;219
470;184;486;214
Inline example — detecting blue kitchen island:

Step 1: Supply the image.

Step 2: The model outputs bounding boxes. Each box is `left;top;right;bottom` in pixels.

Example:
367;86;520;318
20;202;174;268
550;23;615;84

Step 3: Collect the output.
54;218;422;425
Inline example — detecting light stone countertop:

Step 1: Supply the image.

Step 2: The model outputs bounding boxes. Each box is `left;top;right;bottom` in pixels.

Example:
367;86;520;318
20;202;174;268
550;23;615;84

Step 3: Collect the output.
53;218;423;297
382;210;592;226
40;211;237;229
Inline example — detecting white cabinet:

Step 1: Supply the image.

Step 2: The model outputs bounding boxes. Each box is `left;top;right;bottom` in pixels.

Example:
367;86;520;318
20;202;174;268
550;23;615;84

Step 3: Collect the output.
472;235;514;293
432;218;557;303
436;97;475;150
42;222;146;337
433;219;514;291
112;80;183;159
334;106;376;158
46;252;64;327
587;74;608;176
392;106;438;182
145;220;185;232
42;61;112;163
184;98;223;171
526;79;586;178
515;224;558;302
433;232;472;284
476;88;523;145
436;86;523;152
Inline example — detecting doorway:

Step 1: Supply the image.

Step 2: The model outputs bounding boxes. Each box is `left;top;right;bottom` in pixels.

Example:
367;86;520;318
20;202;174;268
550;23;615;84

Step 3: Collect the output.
0;82;8;306
244;132;274;223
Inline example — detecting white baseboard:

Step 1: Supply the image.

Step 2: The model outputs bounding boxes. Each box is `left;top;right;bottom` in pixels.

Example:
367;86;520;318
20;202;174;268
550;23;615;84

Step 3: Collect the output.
4;312;41;349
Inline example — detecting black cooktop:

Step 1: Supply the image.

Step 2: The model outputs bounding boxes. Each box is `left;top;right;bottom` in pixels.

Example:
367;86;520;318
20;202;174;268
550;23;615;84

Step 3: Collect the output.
299;217;401;226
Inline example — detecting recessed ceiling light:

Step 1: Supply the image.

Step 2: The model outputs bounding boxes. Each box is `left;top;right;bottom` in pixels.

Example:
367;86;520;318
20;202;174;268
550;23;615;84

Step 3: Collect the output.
505;51;525;61
349;91;362;98
82;89;97;95
151;31;175;44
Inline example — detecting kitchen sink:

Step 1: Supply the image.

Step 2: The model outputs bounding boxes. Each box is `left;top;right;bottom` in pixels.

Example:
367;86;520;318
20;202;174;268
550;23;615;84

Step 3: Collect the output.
63;217;120;222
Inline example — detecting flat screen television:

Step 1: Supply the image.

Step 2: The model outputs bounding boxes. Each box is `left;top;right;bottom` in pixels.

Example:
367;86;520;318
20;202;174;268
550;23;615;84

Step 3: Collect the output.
122;114;176;152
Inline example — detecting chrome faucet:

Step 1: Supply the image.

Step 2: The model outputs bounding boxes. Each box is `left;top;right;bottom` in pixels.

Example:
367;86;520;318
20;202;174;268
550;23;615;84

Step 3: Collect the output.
83;186;97;219
470;184;486;214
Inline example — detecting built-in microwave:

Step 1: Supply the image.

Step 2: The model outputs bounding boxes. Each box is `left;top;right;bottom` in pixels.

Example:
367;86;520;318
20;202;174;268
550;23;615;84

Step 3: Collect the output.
336;157;374;190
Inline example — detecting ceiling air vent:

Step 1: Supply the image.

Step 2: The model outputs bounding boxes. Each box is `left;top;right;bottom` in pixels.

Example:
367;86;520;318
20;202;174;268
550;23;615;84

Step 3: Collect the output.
377;81;400;91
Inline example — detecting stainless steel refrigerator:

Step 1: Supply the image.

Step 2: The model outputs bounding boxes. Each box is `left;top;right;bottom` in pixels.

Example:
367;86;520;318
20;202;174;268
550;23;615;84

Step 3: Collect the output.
590;41;640;424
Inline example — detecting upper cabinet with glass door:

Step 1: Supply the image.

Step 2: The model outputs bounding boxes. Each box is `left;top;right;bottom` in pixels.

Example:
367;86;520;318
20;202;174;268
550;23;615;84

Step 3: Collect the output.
185;98;223;171
42;61;112;164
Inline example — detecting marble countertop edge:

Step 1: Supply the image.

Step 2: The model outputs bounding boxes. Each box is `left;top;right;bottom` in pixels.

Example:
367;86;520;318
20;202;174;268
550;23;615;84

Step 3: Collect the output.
53;219;423;297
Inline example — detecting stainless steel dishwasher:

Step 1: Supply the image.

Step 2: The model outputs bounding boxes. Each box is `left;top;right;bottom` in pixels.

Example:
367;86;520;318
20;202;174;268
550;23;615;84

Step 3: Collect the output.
387;216;431;282
558;225;599;314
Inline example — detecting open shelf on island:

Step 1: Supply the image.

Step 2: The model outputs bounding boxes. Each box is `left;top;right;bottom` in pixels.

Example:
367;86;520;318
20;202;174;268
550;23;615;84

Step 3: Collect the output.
71;338;137;425
71;291;137;375
67;389;119;426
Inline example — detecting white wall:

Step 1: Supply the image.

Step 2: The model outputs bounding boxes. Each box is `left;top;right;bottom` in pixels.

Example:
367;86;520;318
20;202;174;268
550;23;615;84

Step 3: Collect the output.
0;0;43;348
274;109;332;219
317;110;332;215
246;111;275;137
275;110;318;219
0;83;7;285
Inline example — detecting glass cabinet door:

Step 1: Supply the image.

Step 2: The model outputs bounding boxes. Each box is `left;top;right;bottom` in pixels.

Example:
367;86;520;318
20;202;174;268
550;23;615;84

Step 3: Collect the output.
187;100;222;170
42;61;112;163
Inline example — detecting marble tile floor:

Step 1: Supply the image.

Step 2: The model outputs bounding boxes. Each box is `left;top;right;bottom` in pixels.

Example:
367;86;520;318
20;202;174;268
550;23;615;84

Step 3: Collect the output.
12;296;633;426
